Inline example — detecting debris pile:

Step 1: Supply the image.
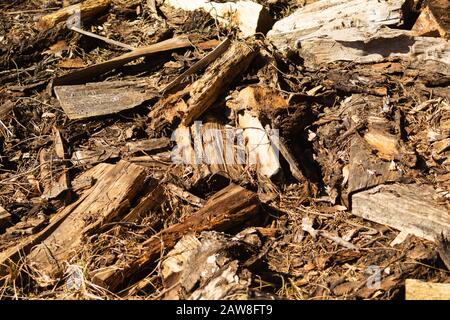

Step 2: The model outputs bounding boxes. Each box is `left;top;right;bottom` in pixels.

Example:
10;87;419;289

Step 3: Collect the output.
0;0;449;300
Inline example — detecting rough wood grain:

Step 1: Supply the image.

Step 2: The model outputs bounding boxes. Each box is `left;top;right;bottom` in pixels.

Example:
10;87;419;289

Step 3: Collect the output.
405;279;450;300
268;0;407;43
53;36;193;86
54;80;157;119
93;184;260;290
26;161;146;284
351;184;450;241
149;42;257;129
162;0;272;37
37;0;111;31
238;111;281;179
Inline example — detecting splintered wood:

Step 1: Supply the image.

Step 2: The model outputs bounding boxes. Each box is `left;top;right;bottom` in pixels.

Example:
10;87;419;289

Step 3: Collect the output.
149;41;257;129
352;184;450;242
37;0;111;31
92;184;260;290
26;161;146;284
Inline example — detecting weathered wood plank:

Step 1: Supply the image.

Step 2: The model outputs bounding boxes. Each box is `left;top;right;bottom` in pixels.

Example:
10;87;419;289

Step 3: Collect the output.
26;161;147;284
351;184;450;241
149;41;257;129
93;184;260;291
54;80;157;119
405;279;450;300
162;0;272;37
412;0;450;38
53;36;194;86
273;27;450;74
268;0;407;44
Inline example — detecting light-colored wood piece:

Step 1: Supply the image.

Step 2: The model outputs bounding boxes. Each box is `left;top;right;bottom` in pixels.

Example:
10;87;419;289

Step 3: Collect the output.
352;184;450;241
37;0;111;31
405;279;450;300
163;0;272;37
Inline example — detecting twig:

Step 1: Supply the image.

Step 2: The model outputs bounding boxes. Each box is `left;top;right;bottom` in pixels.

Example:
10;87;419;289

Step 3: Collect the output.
70;26;135;51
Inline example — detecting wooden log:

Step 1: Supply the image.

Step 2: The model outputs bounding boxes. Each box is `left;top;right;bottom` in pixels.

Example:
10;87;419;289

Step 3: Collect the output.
272;27;450;74
37;0;111;31
268;0;408;43
0;163;109;276
121;184;166;224
405;279;450;300
54;80;158;119
53;36;194;86
162;0;272;38
93;184;260;291
412;0;450;38
351;184;450;242
149;41;257;129
26;161;147;284
161;232;253;299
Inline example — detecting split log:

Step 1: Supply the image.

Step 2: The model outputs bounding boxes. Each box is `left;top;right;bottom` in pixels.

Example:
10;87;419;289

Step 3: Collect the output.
161;232;255;299
272;27;450;74
39;127;69;200
0;163;109;276
0;206;11;232
405;279;450;300
26;161;147;284
161;0;272;37
268;0;408;43
92;184;260;291
149;41;257;129
412;0;450;38
53;36;194;86
238;111;281;179
54;80;158;119
351;184;450;242
37;0;111;31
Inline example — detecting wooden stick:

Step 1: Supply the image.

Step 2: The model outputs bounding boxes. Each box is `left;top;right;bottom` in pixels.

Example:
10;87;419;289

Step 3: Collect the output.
93;184;260;291
37;0;111;31
53;36;194;86
70;26;135;50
